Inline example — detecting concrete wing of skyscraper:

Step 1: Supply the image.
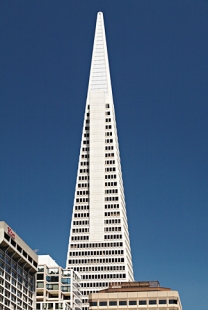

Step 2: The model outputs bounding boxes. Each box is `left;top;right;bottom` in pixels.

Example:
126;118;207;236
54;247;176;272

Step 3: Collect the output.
66;12;134;309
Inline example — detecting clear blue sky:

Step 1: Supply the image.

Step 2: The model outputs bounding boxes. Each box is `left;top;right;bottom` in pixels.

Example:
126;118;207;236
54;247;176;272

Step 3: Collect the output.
0;1;208;309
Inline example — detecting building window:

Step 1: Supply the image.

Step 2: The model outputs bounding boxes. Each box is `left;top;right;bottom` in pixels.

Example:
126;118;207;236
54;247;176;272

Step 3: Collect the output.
109;301;117;306
106;125;112;129
129;301;137;305
37;274;43;280
4;233;10;241
36;282;44;288
159;300;166;304
46;284;59;290
99;302;107;306
119;301;127;306
169;299;177;304
139;300;146;305
11;239;16;247
149;300;157;305
17;245;22;253
90;302;97;306
61;278;71;284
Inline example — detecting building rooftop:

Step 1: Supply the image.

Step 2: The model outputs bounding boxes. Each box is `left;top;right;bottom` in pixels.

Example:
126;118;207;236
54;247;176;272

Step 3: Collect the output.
0;220;38;272
99;281;171;293
38;254;59;267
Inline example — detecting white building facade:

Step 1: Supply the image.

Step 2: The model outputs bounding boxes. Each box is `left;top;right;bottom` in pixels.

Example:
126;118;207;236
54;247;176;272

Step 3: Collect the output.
66;12;134;308
36;255;82;310
0;221;38;310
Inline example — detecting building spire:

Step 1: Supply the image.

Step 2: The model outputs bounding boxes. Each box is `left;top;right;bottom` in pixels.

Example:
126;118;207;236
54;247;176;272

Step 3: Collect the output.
87;12;112;99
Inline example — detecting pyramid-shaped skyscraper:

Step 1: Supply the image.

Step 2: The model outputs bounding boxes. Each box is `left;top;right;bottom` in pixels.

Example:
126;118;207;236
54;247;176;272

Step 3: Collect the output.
66;12;134;308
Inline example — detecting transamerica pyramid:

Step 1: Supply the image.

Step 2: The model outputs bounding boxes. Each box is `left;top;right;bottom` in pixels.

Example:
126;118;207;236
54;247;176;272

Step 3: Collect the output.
66;12;134;309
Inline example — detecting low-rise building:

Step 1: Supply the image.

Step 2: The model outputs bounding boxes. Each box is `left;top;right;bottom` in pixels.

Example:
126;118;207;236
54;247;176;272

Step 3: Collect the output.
89;281;182;310
36;255;82;310
0;221;38;310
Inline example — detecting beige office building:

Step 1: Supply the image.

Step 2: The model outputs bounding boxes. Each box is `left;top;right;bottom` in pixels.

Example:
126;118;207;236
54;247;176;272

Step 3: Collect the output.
36;255;82;310
0;221;38;310
89;281;182;310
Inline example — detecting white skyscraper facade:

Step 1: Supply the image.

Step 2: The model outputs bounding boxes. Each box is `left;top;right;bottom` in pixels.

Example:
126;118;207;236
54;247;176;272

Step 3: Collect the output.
66;12;134;308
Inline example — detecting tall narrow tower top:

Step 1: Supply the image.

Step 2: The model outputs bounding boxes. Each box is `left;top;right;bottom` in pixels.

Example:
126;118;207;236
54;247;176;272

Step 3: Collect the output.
87;12;112;99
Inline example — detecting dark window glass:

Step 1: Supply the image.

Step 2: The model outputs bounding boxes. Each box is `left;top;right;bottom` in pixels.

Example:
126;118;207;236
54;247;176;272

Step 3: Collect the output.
90;302;97;306
119;301;127;306
11;239;16;247
37;274;44;280
129;301;137;305
33;261;37;267
4;233;10;241
99;302;107;306
169;299;177;304
109;301;117;306
159;300;166;304
149;300;157;305
46;276;59;282
139;300;146;305
61;278;70;285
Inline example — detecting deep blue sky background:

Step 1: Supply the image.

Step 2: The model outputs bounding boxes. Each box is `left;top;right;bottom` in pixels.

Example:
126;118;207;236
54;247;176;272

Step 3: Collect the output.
0;1;208;309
